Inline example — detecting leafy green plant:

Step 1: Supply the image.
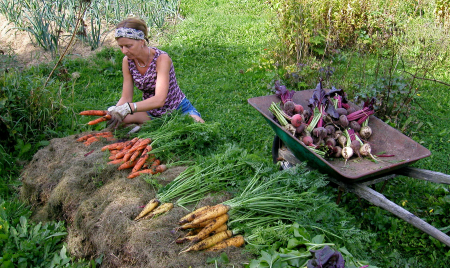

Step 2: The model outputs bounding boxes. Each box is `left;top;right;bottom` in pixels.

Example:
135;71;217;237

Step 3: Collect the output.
246;223;375;268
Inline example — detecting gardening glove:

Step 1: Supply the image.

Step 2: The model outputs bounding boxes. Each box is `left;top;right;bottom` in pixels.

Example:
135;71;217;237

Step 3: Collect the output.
106;103;132;129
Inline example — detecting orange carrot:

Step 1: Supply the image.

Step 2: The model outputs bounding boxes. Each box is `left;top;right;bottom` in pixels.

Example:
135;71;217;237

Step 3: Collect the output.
204;235;245;252
76;134;94;142
127;168;156;179
84;136;99;146
154;164;167;174
150;159;161;168
128;149;142;162
114;150;127;160
108;159;124;165
131;146;151;173
128;138;152;154
118;160;138;170
87;114;111;125
79;110;107;116
101;142;124;151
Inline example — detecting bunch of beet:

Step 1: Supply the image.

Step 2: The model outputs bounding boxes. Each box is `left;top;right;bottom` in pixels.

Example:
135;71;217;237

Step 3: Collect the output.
272;80;377;165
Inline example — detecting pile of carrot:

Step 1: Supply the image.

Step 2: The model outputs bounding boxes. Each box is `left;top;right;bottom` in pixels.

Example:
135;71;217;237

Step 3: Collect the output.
175;204;244;253
101;137;167;178
79;110;111;125
76;131;116;146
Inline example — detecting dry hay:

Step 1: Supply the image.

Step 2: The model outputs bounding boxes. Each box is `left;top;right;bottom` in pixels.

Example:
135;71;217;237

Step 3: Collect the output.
19;133;253;267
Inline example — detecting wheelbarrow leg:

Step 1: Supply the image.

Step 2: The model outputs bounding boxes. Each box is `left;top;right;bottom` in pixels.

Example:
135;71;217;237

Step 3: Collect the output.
336;186;345;205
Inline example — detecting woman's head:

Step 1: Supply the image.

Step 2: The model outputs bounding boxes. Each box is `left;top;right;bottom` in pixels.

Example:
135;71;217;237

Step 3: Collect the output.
115;18;149;43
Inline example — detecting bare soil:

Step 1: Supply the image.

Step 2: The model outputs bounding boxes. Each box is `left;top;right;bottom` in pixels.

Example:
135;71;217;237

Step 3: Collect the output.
19;133;253;267
0;13;117;69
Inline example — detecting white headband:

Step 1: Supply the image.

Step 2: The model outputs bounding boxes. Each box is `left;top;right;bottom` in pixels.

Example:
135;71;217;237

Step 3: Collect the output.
115;27;145;40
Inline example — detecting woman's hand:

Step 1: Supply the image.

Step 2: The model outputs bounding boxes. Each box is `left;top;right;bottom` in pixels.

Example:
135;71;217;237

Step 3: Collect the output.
106;103;132;129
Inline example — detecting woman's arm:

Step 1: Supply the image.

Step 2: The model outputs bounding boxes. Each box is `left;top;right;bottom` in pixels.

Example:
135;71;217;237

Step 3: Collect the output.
116;56;134;106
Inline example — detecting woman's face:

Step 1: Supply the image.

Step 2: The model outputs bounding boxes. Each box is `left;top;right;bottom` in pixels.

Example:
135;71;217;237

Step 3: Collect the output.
117;37;144;58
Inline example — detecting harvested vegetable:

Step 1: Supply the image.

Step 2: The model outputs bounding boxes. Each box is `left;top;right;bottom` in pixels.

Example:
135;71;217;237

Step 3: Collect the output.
204;235;245;252
131;146;152;173
84;136;100;146
178;205;211;225
127;168;156;179
140;202;174;220
180;230;233;253
108;159;124;165
134;198;160;221
360;125;372;140
118;160;138;170
87;114;111;125
187;204;230;226
190;213;229;243
79;110;107;116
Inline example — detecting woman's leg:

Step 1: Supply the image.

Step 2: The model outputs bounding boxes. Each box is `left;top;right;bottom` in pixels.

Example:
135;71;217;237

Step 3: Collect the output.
190;114;205;123
122;111;151;125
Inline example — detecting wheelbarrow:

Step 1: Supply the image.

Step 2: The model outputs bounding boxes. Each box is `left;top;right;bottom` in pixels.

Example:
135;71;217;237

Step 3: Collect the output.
248;89;450;247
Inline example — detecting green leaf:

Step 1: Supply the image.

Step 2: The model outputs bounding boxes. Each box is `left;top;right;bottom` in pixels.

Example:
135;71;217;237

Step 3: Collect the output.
287;237;308;249
311;234;325;244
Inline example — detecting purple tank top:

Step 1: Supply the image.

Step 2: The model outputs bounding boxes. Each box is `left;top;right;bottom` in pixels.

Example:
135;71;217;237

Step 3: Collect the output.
128;47;185;117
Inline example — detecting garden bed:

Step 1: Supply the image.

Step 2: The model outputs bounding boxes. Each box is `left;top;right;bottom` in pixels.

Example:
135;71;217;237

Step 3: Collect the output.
19;134;252;267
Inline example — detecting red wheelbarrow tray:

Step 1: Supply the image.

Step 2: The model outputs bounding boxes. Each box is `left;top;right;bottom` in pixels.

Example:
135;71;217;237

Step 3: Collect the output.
248;89;431;182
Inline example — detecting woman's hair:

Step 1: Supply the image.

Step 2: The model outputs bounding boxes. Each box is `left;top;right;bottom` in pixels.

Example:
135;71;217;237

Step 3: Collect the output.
116;18;148;42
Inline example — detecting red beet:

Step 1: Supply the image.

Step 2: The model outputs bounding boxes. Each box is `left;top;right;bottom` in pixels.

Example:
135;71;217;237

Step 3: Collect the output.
291;114;303;128
294;104;304;114
302;136;313;146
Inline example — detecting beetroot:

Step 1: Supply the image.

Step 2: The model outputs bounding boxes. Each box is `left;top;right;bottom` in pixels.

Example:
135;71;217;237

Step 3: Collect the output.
346;106;356;114
332;146;342;158
294;104;304;114
325;125;335;136
291;114;303;128
302;136;313;146
335;108;348;116
283;101;295;115
349;121;361;132
295;123;306;135
325;137;336;148
339;115;349;128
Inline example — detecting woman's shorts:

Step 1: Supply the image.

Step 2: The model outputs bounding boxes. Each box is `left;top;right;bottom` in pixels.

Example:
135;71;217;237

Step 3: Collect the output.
177;97;202;118
146;97;202;118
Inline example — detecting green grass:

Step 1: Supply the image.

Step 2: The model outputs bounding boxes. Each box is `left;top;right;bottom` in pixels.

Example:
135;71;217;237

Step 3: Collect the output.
1;0;450;267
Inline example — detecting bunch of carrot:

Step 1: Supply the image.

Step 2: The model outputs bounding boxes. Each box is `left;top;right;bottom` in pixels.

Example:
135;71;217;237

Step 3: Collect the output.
101;137;167;178
76;131;116;146
79;110;111;125
175;204;245;253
